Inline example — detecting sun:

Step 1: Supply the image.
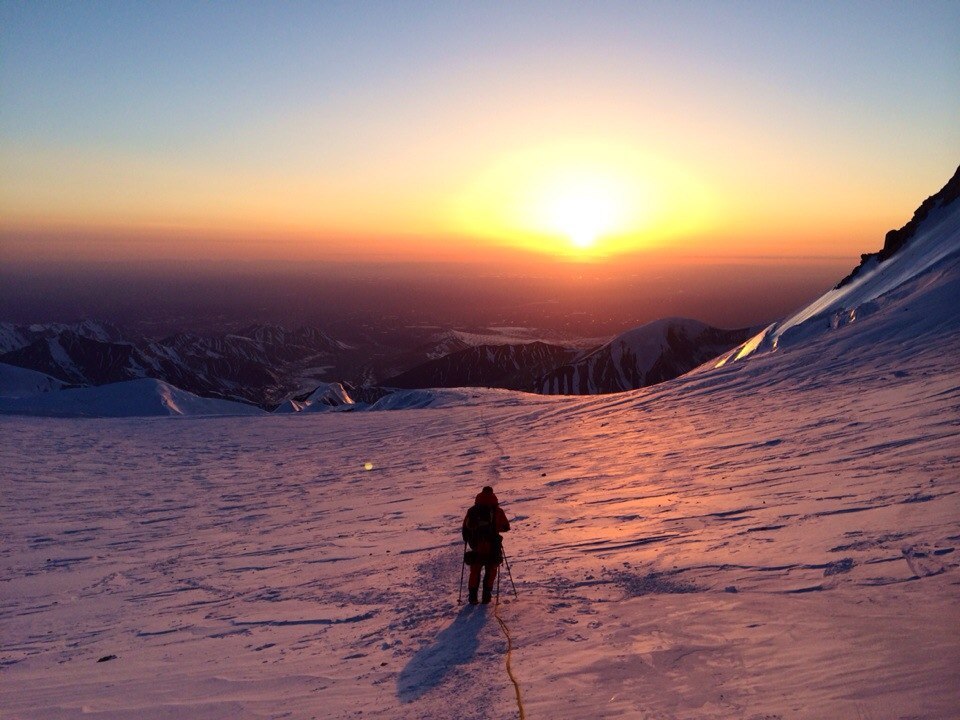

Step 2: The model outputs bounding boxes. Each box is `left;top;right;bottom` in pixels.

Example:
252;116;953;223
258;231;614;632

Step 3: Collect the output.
546;190;617;249
535;174;626;252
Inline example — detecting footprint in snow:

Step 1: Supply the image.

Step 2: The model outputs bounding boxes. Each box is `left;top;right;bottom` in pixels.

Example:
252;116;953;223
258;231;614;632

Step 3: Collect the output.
901;544;946;578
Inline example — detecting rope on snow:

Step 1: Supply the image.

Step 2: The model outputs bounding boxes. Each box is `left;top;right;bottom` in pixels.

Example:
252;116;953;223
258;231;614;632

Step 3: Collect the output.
494;598;526;720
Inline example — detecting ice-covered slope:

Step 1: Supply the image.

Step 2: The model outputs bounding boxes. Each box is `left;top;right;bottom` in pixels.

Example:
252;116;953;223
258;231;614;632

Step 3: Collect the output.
0;377;263;417
718;165;960;366
538;317;750;393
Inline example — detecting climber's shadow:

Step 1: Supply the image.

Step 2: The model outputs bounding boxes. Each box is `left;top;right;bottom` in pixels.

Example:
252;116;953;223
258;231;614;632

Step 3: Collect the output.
396;605;489;702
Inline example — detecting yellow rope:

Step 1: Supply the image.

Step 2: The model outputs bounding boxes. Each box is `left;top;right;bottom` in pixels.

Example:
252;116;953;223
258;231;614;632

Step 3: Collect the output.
494;598;526;720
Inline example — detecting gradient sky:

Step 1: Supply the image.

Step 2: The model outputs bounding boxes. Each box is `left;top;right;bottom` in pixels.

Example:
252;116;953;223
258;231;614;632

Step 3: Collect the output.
1;1;958;266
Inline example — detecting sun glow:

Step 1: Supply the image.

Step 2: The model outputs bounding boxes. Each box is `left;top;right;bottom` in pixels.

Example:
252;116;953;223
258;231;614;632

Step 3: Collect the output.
448;142;715;260
534;175;626;251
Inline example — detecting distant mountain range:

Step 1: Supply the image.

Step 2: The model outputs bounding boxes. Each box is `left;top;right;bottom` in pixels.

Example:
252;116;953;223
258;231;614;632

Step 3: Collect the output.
0;317;754;407
535;319;752;394
384;341;577;392
0;321;348;407
381;321;752;396
2;164;958;418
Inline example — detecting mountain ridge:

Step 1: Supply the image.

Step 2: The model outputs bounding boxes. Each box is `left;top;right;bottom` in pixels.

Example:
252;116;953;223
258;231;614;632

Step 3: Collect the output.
537;318;752;394
836;164;960;288
716;164;960;367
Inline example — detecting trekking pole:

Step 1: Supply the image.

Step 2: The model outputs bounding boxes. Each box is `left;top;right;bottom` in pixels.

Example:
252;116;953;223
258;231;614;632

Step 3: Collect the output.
458;541;466;604
501;545;519;598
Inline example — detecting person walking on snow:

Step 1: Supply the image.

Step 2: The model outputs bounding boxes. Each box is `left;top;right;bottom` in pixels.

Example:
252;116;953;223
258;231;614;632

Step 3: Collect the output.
462;486;510;604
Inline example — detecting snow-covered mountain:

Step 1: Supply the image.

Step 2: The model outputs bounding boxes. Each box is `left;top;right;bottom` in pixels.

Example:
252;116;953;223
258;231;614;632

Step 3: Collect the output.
386;322;749;396
717;164;960;367
1;168;959;718
236;323;351;355
142;324;355;405
384;341;576;392
537;318;751;394
0;362;67;398
0;330;148;386
377;326;603;383
274;381;356;413
409;331;473;362
0;377;263;417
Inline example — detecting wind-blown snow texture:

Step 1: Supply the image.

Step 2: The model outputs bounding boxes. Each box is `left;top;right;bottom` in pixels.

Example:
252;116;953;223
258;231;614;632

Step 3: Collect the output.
2;174;959;718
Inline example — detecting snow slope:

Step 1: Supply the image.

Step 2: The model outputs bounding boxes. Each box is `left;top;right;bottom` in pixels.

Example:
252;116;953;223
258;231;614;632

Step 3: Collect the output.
0;378;264;417
0;362;66;398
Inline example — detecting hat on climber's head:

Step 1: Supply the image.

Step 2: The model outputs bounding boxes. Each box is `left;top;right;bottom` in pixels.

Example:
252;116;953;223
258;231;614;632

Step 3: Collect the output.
475;486;498;506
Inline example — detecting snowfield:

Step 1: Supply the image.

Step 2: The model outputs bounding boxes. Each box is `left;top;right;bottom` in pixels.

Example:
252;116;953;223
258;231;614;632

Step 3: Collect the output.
2;180;959;718
2;271;958;718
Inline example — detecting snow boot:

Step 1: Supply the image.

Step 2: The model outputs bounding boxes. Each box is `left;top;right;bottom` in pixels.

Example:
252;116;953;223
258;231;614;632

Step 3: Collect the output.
468;588;479;605
481;589;492;604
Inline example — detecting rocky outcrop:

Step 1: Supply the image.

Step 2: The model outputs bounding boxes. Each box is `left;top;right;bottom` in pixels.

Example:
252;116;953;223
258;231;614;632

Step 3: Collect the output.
836;165;960;288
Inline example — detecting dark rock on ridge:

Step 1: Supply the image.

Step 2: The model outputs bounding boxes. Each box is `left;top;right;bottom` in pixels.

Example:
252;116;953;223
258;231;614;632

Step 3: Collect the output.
836;164;960;288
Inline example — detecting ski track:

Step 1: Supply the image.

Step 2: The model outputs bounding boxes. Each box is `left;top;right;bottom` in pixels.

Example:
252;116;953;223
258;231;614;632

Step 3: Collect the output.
1;332;959;718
